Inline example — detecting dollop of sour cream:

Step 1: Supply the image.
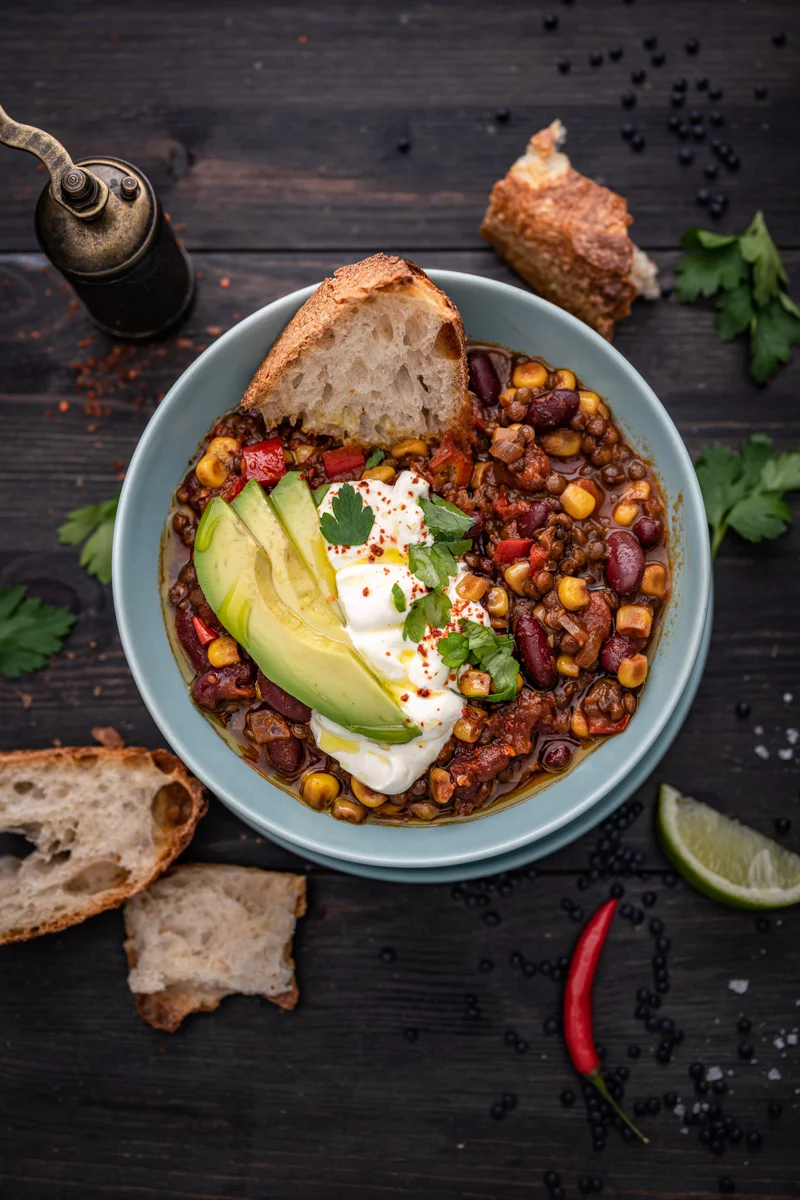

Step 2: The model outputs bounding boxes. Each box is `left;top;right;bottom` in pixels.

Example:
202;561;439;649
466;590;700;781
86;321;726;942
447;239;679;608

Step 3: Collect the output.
309;471;488;794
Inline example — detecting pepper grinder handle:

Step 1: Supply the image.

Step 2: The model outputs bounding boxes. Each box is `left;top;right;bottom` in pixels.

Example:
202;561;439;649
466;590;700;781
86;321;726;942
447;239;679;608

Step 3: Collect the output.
0;104;108;219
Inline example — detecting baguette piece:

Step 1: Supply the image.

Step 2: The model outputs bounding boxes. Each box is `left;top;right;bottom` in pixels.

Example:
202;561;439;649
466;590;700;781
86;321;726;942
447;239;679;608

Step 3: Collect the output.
124;864;307;1032
0;747;206;945
242;254;471;447
481;120;659;339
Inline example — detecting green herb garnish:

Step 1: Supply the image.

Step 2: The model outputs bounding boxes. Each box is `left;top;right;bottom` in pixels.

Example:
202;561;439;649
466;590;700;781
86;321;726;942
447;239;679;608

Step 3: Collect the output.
695;434;800;559
364;449;385;469
418;494;476;541
0;586;76;678
58;493;119;585
439;618;520;702
402;589;452;642
391;582;407;612
408;542;463;590
313;484;331;506
319;483;375;546
676;212;800;384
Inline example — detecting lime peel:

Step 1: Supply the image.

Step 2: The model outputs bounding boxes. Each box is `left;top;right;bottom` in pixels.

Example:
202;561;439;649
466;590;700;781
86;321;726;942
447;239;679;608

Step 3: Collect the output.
657;784;800;909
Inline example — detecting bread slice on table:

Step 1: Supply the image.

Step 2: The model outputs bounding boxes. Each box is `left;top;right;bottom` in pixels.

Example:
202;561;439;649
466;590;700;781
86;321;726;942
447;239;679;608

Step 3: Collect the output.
124;864;307;1032
481;120;660;340
0;747;206;945
242;253;471;447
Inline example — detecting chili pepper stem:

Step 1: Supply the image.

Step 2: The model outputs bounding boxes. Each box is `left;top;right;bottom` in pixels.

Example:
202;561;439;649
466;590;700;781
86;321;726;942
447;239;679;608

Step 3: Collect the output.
586;1068;649;1144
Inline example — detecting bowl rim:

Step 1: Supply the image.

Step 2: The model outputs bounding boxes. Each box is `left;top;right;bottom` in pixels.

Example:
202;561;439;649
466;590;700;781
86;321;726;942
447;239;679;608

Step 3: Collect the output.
113;269;711;868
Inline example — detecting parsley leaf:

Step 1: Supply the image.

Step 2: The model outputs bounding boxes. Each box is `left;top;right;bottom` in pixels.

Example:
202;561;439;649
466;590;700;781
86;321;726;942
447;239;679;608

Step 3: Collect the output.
364;449;385;469
391;582;407;612
438;630;471;669
401;589;452;643
418;495;475;541
313;484;331;506
319;483;374;545
402;597;428;643
677;211;800;384
439;619;520;700
58;494;119;585
0;586;76;678
695;435;800;558
409;541;464;590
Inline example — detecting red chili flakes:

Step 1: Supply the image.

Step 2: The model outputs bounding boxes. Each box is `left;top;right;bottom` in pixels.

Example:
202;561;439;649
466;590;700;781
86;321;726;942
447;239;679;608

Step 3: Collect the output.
362;587;370;597
400;693;410;702
58;400;69;413
205;325;223;337
298;34;308;44
369;543;384;556
417;688;431;698
113;459;125;472
219;277;231;289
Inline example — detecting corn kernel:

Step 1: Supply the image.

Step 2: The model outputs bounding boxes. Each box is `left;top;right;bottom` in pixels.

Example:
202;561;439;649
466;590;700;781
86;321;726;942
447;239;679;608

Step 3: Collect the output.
374;801;405;816
459;669;492;698
618;653;648;688
641;563;668;599
557;576;589;610
557;653;580;678
504;561;531;596
578;389;601;415
351;779;386;808
513;360;549;389
571;709;589;739
598;402;610;419
390;438;428;458
294;443;316;463
456;573;489;602
429;766;455;804
626;480;651;501
613;500;640;527
616;604;653;638
331;798;366;823
516;672;524;693
561;482;596;520
470;461;492;489
300;771;340;811
540;430;582;458
207;635;240;667
361;464;396;483
207;436;240;462
551;368;577;390
486;586;509;616
453;707;487;744
195;453;228;488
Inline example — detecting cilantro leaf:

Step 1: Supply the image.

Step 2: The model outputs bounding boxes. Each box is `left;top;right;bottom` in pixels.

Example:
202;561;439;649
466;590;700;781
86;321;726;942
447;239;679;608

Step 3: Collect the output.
364;449;385;469
440;619;521;700
761;450;800;493
0;585;76;678
727;491;791;544
695;435;800;558
408;542;460;590
739;211;788;307
58;494;119;585
313;484;331;506
402;597;427;643
391;582;407;612
438;630;470;669
749;296;800;385
424;588;452;629
675;243;747;302
716;282;754;342
483;650;519;697
418;495;475;541
319;483;374;545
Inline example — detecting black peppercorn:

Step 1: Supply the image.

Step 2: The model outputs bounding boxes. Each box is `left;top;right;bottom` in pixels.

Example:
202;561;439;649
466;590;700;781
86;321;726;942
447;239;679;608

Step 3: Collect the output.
746;1130;763;1149
754;85;768;99
495;107;512;124
631;68;646;84
737;1017;752;1033
557;57;571;74
736;700;751;717
621;90;636;108
643;35;657;49
775;817;791;835
709;85;723;100
768;1102;782;1119
543;13;559;31
696;75;708;90
705;163;719;180
685;38;700;54
561;1088;576;1106
738;1042;754;1059
652;51;666;66
772;31;786;47
609;45;623;61
671;92;686;108
396;138;411;154
491;1101;505;1119
589;51;604;67
673;77;687;91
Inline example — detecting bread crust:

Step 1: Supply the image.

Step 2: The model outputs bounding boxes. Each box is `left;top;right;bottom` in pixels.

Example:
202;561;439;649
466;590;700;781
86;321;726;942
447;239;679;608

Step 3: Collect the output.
242;253;473;446
0;747;207;945
124;863;307;1032
481;122;643;340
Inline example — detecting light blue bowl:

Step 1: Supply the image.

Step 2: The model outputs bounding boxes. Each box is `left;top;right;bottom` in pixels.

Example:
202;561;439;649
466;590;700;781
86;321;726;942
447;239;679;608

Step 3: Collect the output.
113;270;711;871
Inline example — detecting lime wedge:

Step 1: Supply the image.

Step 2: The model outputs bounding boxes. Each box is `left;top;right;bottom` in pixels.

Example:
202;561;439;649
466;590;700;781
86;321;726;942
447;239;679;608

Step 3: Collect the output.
658;784;800;909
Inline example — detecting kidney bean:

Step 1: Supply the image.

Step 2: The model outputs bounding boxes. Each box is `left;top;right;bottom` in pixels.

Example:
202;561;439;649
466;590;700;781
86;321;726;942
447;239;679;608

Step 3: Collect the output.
257;671;312;723
516;501;551;537
600;632;639;675
192;663;256;710
605;530;645;595
266;735;303;776
468;351;501;404
633;515;663;548
541;742;573;772
174;606;209;674
515;612;557;690
526;389;580;432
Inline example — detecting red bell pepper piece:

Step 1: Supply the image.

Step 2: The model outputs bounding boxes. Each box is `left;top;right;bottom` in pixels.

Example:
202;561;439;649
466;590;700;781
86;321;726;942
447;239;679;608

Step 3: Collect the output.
586;712;631;737
242;438;286;486
222;475;246;502
493;538;533;565
322;447;366;480
192;616;218;646
429;432;473;487
529;544;548;573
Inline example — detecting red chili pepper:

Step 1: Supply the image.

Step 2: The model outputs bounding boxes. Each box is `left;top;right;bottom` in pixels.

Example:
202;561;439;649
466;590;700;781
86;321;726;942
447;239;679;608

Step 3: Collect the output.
529;544;548;573
242;438;286;486
192;616;217;646
322;446;366;480
564;899;648;1144
493;537;533;565
586;713;632;737
428;432;473;487
222;474;246;502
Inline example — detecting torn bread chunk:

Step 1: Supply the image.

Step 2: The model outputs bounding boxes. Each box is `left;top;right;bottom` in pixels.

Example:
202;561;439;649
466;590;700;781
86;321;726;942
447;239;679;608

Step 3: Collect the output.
0;747;206;945
481;120;659;339
241;253;471;447
124;864;307;1032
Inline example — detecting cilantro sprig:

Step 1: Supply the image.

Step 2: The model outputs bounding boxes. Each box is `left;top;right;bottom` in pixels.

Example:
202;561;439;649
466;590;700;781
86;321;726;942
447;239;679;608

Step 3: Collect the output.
319;483;375;546
676;212;800;384
391;582;407;612
418;495;476;541
58;493;119;585
402;589;452;642
364;449;385;469
401;496;476;641
695;434;800;559
0;586;76;678
439;619;520;702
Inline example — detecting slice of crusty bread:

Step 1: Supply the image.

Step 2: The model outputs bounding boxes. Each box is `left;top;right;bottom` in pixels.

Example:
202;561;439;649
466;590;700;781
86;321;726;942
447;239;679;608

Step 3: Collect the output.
481;120;659;340
242;254;471;447
124;864;306;1032
0;747;206;945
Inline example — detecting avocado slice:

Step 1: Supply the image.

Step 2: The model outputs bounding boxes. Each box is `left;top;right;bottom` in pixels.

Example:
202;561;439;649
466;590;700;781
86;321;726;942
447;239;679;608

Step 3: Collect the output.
269;471;339;604
232;480;344;634
194;498;421;744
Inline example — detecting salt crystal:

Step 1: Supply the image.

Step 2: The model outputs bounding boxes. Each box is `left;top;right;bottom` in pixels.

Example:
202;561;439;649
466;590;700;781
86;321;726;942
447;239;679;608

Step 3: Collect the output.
787;1033;798;1045
729;979;750;995
778;748;794;761
706;1066;723;1081
754;725;764;735
674;1103;686;1118
774;1037;786;1050
754;745;770;760
692;1101;702;1114
787;727;799;745
767;1068;782;1081
784;692;794;703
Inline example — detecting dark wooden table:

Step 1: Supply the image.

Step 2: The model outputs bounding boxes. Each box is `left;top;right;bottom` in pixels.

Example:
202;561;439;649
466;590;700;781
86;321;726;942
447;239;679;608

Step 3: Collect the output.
2;3;799;1197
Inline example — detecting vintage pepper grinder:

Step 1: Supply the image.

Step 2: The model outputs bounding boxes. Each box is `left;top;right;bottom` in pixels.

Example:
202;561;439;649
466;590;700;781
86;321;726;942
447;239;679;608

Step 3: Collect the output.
0;105;194;338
